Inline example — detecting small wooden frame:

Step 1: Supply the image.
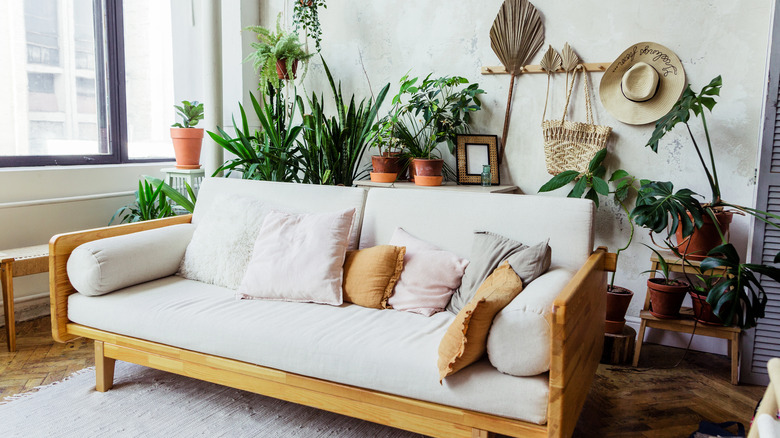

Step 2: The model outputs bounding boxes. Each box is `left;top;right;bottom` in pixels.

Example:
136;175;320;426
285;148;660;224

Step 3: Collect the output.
456;134;500;185
50;217;612;438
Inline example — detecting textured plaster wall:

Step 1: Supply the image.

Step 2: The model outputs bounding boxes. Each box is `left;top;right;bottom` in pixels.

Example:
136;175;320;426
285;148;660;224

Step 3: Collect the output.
256;0;773;319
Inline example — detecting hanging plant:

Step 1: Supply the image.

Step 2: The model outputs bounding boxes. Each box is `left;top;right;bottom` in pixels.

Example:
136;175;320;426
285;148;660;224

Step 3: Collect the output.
293;0;327;53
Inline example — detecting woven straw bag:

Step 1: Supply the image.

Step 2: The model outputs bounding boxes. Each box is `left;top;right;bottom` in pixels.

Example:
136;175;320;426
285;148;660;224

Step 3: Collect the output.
542;68;612;175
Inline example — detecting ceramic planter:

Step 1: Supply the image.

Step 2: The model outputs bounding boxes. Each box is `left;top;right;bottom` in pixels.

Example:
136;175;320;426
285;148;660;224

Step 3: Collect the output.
605;286;634;334
170;128;204;169
370;155;400;183
676;210;733;260
647;278;689;319
276;58;299;80
412;158;443;186
689;290;724;325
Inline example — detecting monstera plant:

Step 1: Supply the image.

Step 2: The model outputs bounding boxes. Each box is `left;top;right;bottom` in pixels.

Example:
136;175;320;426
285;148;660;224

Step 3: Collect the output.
630;75;780;329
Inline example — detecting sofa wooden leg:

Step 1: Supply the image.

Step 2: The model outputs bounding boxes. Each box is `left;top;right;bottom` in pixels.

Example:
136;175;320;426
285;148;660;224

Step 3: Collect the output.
94;341;116;392
471;428;494;438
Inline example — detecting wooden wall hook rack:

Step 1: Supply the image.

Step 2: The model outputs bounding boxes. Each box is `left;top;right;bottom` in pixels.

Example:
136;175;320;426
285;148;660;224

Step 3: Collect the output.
481;62;611;75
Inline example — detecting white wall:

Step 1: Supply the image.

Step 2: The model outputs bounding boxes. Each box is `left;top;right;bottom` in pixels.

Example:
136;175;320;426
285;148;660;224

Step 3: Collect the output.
256;0;773;323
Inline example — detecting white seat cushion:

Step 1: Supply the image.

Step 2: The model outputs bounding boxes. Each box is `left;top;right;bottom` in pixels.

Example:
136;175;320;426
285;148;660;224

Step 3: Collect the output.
68;276;549;424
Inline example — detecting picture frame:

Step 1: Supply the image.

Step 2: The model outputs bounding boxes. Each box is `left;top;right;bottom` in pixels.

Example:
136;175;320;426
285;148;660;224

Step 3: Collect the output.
455;134;500;185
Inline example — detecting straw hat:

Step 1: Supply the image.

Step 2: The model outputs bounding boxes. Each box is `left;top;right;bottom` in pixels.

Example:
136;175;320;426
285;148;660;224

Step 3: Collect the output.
599;42;686;125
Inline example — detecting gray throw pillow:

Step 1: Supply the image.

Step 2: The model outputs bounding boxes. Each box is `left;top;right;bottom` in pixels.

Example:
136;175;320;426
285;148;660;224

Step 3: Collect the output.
446;232;551;314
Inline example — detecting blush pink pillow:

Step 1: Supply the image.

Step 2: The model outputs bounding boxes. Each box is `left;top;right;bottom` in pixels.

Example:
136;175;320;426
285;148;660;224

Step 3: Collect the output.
387;228;469;316
237;208;355;305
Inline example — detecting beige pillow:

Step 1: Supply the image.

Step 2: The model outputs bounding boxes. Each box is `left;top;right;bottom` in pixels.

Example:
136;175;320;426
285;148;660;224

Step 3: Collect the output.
343;245;406;309
437;261;524;381
237;208;355;305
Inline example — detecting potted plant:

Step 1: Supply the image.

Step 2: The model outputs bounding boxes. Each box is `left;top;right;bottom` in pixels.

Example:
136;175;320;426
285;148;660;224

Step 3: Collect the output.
392;74;485;186
643;246;691;319
170;100;204;169
631;75;780;329
369;121;403;183
292;0;326;53
296;59;390;186
539;149;638;333
637;76;773;258
209;85;304;182
245;15;314;89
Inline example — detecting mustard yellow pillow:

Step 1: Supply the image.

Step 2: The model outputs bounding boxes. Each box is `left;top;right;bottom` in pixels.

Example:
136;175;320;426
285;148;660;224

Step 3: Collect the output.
343;245;406;309
437;261;524;381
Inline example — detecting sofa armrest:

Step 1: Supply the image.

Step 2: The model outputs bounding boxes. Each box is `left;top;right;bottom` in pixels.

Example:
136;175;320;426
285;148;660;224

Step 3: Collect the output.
547;247;613;438
49;215;193;343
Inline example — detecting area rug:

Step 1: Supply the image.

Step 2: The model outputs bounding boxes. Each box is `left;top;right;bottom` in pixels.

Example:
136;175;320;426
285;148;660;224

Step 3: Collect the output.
0;361;424;437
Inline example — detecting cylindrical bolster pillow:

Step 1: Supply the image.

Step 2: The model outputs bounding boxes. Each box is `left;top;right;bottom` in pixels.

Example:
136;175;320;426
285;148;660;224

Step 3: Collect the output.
486;268;574;376
67;224;195;296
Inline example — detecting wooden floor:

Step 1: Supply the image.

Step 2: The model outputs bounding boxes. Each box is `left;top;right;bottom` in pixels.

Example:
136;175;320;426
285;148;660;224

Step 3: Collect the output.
0;317;766;437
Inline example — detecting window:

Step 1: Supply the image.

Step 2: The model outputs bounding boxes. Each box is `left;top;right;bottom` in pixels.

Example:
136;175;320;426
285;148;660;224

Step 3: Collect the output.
0;0;175;167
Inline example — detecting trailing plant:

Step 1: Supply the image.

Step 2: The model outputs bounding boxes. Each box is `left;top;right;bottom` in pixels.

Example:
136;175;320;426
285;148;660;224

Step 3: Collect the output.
538;149;640;289
109;176;196;225
245;15;314;90
297;59;390;186
171;100;204;128
210;84;304;182
292;0;326;53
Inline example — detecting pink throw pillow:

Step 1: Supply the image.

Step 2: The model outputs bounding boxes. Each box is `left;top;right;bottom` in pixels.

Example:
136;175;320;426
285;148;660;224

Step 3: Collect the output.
237;208;355;305
387;228;469;316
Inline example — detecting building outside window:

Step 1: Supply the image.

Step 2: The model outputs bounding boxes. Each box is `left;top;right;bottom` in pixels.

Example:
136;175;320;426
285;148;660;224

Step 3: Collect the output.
0;0;175;166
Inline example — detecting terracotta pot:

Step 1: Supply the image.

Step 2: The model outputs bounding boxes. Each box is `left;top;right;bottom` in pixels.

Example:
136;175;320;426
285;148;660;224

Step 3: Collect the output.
605;319;626;334
412;158;444;176
170;128;204;169
370;172;398;183
606;286;634;323
676;211;733;260
647;278;689;319
690;291;724;325
275;58;299;80
372;155;400;174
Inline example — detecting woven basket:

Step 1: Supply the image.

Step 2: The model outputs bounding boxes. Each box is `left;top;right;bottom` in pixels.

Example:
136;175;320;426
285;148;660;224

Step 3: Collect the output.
542;68;612;175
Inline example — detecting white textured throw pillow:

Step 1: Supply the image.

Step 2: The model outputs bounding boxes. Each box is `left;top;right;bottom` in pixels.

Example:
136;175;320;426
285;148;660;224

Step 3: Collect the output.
386;228;469;316
179;195;270;289
237;208;356;305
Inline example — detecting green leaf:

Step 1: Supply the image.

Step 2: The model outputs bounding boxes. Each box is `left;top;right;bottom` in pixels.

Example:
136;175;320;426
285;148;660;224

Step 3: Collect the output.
569;176;588;198
539;170;580;192
609;169;629;182
588;149;607;172
591;177;609;196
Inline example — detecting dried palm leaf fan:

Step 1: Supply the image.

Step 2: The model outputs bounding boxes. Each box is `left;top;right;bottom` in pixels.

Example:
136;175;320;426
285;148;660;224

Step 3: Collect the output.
490;0;545;163
540;45;561;121
560;42;580;98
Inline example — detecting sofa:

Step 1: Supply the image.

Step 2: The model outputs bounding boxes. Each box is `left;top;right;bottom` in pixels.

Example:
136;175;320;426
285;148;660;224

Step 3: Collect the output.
49;178;611;438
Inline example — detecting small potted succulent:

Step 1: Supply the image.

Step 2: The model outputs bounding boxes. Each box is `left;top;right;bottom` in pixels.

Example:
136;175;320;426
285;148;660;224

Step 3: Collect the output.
392;74;485;186
170;100;204;169
245;15;314;89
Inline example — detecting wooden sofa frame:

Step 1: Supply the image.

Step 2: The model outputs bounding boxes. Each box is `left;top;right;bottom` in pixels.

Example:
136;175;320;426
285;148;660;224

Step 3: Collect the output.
50;215;613;438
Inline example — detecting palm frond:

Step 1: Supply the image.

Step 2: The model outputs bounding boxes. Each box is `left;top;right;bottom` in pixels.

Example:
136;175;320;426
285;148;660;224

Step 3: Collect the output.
489;0;545;75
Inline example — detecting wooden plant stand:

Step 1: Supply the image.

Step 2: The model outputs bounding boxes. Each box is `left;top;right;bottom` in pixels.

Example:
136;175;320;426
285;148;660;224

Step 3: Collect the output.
632;251;740;384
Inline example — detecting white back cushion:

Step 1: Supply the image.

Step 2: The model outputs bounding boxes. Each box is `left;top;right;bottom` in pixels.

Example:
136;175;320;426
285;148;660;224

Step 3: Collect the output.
359;189;594;271
194;178;368;249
